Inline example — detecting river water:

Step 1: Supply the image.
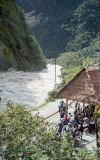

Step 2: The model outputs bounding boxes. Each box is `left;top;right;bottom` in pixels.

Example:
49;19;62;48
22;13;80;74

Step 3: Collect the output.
0;64;62;112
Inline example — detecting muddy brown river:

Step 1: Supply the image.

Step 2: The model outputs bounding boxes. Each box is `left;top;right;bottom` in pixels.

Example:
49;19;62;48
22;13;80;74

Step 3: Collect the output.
0;64;62;112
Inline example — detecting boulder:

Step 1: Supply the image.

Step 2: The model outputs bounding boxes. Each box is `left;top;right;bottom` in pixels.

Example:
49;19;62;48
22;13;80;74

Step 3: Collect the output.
7;67;17;72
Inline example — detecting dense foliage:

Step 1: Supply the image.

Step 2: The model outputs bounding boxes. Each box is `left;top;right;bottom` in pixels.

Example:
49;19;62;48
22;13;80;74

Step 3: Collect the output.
17;0;99;58
56;52;82;85
56;50;99;87
46;89;59;103
57;52;84;68
0;0;47;71
0;103;99;160
75;37;99;58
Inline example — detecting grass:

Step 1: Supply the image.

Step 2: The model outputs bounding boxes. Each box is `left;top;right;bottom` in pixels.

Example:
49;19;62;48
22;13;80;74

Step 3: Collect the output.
30;102;47;111
30;88;60;112
40;154;48;160
62;66;82;86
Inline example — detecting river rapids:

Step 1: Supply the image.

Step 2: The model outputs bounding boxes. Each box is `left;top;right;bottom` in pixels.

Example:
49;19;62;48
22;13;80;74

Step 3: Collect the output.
0;64;62;112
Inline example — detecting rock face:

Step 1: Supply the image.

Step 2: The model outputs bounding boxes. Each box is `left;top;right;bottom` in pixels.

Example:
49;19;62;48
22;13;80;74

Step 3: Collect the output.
0;0;47;72
0;57;17;71
0;42;17;71
7;67;17;72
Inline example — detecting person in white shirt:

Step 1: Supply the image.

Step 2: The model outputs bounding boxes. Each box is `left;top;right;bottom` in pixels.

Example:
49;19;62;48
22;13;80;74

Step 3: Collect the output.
68;113;71;122
70;115;75;125
66;123;72;136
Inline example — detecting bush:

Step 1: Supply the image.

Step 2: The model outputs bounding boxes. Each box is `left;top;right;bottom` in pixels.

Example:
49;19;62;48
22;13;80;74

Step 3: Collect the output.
0;103;99;159
0;103;58;159
45;89;59;103
61;66;82;87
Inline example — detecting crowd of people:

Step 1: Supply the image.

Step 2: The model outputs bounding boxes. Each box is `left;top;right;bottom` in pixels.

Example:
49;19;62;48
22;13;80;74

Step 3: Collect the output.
55;100;100;147
57;101;90;146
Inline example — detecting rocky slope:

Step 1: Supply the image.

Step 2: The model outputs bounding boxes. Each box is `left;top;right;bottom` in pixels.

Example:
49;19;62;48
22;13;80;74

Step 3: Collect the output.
0;0;46;71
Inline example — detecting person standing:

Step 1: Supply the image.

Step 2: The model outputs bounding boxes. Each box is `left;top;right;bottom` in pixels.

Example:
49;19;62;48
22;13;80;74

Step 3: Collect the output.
75;101;78;110
63;118;68;133
58;101;61;112
68;113;71;122
75;129;80;145
74;109;77;118
78;103;80;111
61;100;64;109
78;122;83;140
70;115;75;125
66;123;72;136
58;119;63;134
63;103;66;112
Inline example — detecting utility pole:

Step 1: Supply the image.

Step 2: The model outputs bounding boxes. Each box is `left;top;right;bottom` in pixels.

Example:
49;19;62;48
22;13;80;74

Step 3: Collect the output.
55;58;56;90
52;58;56;90
93;52;100;147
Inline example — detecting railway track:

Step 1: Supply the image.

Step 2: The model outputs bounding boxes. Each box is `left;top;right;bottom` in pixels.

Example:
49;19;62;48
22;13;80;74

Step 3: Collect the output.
44;100;75;120
43;101;96;148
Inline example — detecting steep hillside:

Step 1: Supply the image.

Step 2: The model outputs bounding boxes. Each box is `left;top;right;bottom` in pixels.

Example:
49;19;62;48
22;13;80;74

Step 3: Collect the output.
17;0;99;59
0;0;47;71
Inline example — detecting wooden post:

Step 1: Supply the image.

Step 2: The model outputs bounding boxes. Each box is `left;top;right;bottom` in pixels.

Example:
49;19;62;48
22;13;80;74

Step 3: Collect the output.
94;106;99;147
66;99;68;118
95;115;99;147
83;102;85;109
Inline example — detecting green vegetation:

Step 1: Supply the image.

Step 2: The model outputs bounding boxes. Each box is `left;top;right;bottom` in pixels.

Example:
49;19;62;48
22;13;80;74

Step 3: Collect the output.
57;52;83;86
75;37;99;58
57;46;99;87
0;0;47;71
45;88;60;103
0;103;99;159
30;88;60;112
94;106;100;147
17;0;99;58
30;102;47;111
83;57;99;67
61;66;82;86
57;52;83;68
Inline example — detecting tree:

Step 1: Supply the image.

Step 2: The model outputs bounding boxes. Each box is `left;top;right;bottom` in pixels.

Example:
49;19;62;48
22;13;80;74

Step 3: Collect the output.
0;0;47;71
57;52;83;68
20;0;99;58
0;103;99;160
